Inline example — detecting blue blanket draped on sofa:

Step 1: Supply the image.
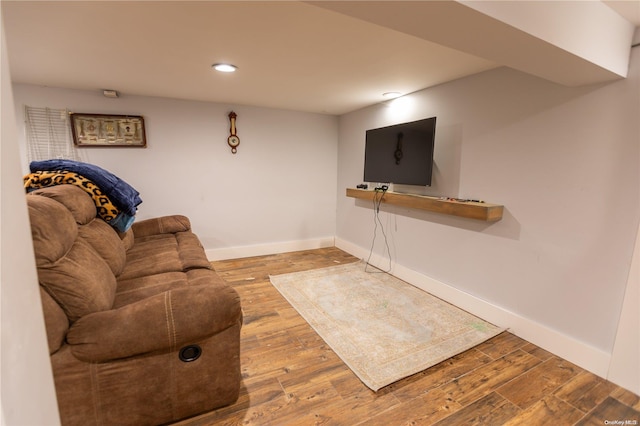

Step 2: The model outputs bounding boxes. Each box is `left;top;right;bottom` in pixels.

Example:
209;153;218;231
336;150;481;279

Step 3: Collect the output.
30;159;142;216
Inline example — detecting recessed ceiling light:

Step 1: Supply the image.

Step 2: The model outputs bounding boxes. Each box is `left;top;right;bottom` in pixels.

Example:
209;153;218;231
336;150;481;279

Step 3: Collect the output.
212;63;238;73
383;92;402;99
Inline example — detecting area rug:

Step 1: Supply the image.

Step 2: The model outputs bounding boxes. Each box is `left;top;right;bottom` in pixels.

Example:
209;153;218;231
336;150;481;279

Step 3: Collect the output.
269;261;503;391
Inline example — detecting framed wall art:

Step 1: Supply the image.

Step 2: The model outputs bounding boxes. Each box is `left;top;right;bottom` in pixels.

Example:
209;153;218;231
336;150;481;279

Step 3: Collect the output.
70;113;147;147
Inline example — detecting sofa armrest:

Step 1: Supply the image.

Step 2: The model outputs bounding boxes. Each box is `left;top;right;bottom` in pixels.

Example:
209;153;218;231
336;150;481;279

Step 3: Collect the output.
131;215;192;237
66;285;241;362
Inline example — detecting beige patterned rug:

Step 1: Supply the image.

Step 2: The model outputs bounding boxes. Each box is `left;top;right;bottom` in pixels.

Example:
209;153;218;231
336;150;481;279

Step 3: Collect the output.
269;261;503;391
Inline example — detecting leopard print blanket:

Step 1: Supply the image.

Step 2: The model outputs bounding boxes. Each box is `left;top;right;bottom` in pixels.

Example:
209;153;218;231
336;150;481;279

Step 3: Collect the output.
24;171;120;222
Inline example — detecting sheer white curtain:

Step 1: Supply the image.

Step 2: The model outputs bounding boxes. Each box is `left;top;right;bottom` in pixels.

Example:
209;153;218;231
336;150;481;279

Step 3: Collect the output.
24;106;86;162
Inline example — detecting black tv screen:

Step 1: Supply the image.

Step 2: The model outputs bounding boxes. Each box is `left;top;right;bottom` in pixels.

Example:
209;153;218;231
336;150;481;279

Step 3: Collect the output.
364;117;436;186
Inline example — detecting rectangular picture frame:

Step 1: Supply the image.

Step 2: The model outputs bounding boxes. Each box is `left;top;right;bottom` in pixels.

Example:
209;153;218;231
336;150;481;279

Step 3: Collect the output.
70;113;147;147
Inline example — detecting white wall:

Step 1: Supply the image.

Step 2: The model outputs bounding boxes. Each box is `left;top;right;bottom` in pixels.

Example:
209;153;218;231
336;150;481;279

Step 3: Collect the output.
1;16;60;425
12;85;339;259
337;49;639;383
608;222;640;394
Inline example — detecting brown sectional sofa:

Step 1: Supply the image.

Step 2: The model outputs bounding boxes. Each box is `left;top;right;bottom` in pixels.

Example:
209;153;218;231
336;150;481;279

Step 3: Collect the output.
27;184;242;425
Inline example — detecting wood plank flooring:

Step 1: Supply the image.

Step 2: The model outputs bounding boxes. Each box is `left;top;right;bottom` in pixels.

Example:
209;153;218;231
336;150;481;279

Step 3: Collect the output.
175;247;640;425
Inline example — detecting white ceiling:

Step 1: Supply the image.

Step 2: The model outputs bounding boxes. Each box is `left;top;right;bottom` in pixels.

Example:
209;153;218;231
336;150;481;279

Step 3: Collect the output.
606;0;640;26
2;1;638;116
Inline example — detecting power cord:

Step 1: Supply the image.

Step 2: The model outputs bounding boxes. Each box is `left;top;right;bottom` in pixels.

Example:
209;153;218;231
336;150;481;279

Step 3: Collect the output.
365;186;392;273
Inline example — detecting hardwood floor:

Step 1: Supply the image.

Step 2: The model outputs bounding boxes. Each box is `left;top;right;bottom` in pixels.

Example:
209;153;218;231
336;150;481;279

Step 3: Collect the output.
176;247;640;425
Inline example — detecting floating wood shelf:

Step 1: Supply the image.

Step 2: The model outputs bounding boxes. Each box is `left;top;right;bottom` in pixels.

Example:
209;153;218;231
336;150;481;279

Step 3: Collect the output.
346;188;503;222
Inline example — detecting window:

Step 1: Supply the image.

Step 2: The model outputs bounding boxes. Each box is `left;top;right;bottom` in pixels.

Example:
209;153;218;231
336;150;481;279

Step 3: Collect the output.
24;106;86;162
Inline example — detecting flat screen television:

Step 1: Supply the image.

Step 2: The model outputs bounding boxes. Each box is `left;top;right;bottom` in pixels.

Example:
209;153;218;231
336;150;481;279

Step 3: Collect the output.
363;116;436;186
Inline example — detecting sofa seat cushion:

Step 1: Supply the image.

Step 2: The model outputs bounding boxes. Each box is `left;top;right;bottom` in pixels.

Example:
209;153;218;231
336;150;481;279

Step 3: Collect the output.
114;269;228;308
118;231;212;280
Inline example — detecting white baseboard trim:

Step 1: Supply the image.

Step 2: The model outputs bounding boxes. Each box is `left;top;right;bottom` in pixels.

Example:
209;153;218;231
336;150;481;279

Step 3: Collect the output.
206;237;335;261
335;237;612;379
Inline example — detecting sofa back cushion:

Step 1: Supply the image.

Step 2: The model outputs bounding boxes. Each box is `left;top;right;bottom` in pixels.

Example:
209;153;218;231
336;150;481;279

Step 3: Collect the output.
30;185;96;225
79;219;127;276
30;184;128;276
28;195;116;322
